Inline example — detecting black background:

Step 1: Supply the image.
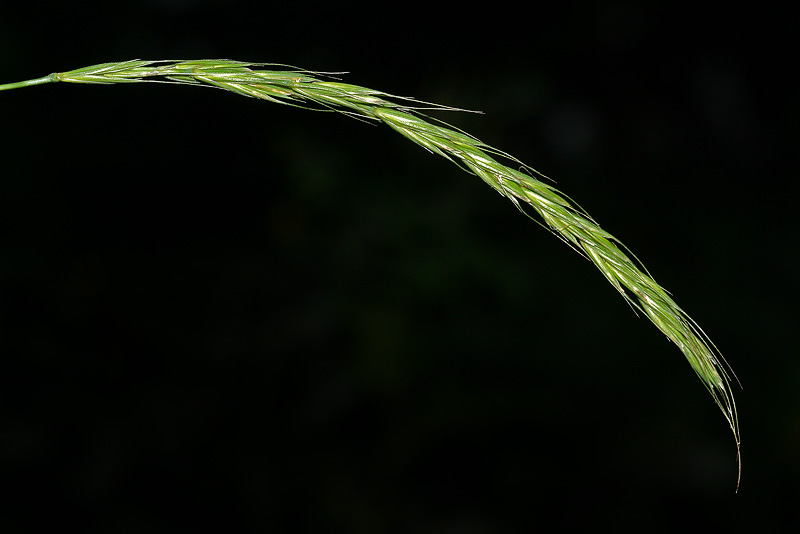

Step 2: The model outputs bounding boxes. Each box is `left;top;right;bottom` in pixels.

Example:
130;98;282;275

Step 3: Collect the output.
1;1;797;532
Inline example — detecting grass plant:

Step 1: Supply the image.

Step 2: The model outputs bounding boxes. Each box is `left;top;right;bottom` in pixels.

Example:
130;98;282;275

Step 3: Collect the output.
1;59;741;486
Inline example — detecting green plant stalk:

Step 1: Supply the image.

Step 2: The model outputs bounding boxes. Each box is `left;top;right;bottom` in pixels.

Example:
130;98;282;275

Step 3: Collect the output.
2;60;741;485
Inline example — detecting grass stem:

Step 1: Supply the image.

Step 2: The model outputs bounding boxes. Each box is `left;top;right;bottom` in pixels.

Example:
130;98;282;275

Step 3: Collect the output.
0;74;57;91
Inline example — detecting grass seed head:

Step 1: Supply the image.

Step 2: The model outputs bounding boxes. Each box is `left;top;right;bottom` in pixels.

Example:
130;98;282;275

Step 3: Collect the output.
1;59;741;486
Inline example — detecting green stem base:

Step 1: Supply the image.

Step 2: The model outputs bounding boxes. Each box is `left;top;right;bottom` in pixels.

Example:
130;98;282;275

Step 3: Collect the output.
0;74;57;92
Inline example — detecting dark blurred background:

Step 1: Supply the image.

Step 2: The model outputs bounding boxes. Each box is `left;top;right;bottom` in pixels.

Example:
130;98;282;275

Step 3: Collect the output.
1;1;796;532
